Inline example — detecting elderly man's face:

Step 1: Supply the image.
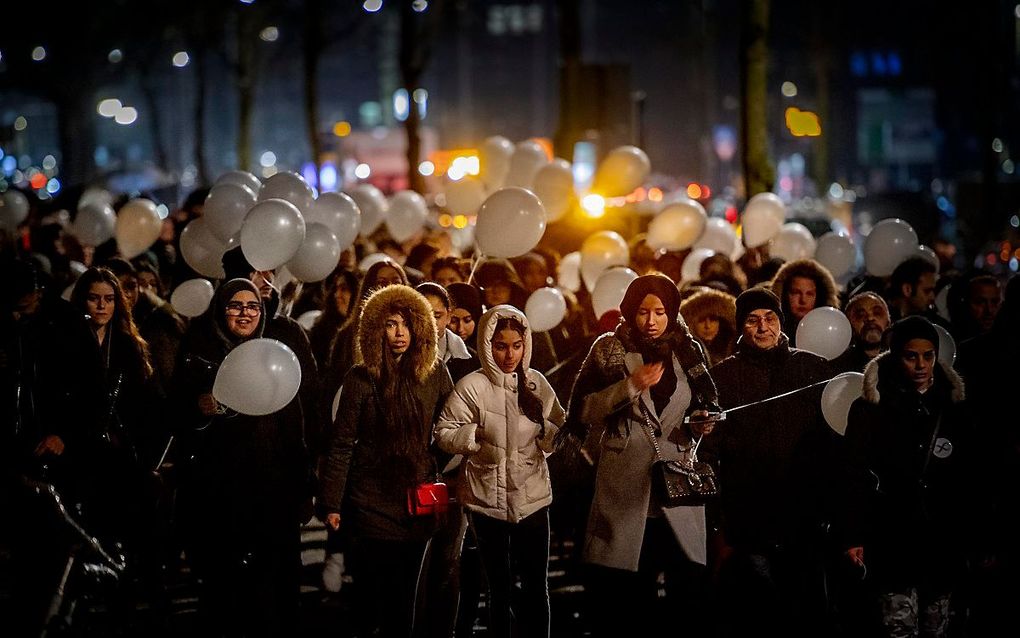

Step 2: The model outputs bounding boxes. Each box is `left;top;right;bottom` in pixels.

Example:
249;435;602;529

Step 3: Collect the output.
848;297;890;348
742;309;782;350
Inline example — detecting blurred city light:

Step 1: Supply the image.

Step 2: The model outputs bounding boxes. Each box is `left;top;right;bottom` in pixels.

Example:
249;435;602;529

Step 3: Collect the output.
13;117;27;131
453;214;468;229
31;46;46;62
355;163;371;179
114;107;138;125
156;204;170;219
42;155;57;171
785;107;822;137
393;89;410;122
993;138;1004;153
687;183;703;199
781;81;798;97
418;160;435;176
46;178;61;194
333;121;352;137
363;0;383;13
108;49;123;63
260;26;279;42
829;183;844;198
319;162;338;191
648;188;663;202
413;0;428;12
582;194;606;218
98;98;122;117
172;51;190;68
260;151;277;167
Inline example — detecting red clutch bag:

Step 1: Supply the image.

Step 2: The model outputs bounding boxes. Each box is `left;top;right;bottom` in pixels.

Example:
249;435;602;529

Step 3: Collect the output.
407;479;450;516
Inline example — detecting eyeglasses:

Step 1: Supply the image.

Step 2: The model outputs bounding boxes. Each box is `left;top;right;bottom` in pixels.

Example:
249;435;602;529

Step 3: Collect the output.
744;313;779;327
225;302;262;316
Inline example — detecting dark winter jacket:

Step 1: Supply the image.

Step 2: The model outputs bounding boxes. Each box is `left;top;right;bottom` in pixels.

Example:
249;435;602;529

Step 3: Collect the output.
132;289;185;396
827;342;879;375
319;284;454;541
705;334;834;551
840;351;972;591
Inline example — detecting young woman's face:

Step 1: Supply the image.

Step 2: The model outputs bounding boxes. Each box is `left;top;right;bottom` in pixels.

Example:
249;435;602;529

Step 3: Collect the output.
433;267;462;288
374;266;403;289
635;294;668;339
117;275;139;310
694;315;720;343
491;327;525;373
224;290;261;338
426;295;450;334
899;338;936;391
137;271;159;296
334;279;353;315
484;282;512;307
385;313;411;356
787;276;818;321
86;282;117;328
449;308;476;341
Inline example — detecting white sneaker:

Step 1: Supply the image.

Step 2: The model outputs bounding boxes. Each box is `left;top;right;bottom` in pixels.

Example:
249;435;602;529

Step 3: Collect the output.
322;552;345;593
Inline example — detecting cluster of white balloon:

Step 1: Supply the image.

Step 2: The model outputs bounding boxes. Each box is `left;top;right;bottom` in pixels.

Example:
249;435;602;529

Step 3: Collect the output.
456;138;655;333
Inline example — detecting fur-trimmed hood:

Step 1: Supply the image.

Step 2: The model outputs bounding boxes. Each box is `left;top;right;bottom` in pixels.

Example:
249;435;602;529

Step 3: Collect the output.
770;258;841;311
355;284;438;383
680;288;737;327
862;350;965;405
476;304;532;383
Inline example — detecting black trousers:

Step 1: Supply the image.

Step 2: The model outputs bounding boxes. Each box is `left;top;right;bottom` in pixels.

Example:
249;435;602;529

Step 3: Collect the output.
350;536;429;638
470;507;550;638
585;516;710;638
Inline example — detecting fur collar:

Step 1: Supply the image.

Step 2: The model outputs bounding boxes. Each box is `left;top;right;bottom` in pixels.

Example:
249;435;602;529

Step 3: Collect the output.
679;288;737;327
355;284;438;383
862;350;965;405
770;258;841;310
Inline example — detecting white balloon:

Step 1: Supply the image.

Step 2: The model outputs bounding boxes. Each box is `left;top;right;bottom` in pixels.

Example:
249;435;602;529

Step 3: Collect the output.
814;232;856;279
770;223;817;262
307;192;361;249
240;198;306;271
504;141;548;189
647;200;708;251
742;192;786;248
694;217;738;255
580;231;629;291
531;159;574;222
170;278;215;318
72;202;117;246
213;338;302;416
204;183;257;241
479;136;514;191
935;324;956;366
864;218;919;277
475;187;547;258
78;187;114;210
358;252;390;272
822;372;864;436
592;146;651;197
796;307;852;360
348;184;388;236
180;217;228;278
558;251;582;293
916;245;939;273
386;190;428;242
216;170;262;195
591;267;639;320
116;198;162;259
258;171;314;214
525;287;568;332
286;223;341;282
297;310;322;331
0;190;30;228
681;248;715;282
445;176;487;216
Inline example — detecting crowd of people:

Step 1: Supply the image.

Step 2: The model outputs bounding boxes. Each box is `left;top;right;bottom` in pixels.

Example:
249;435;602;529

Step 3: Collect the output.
2;187;1017;638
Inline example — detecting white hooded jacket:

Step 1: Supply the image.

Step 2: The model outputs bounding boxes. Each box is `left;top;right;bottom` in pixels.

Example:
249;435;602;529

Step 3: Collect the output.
435;304;564;523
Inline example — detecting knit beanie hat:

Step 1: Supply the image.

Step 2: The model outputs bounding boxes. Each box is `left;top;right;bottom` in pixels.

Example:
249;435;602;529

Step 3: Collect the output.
888;315;939;356
735;287;784;329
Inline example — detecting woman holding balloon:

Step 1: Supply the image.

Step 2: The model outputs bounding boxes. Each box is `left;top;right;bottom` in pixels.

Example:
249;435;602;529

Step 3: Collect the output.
172;278;310;636
319;284;453;638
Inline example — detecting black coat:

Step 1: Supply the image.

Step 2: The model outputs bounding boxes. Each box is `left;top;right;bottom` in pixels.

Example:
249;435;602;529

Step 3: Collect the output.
840;352;973;591
705;335;834;551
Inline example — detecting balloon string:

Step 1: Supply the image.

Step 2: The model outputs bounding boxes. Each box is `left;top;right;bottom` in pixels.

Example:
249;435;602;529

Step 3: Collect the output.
467;252;484;285
721;376;839;416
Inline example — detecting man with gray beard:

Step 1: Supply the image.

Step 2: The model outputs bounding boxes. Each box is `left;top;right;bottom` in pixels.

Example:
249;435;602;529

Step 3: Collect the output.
829;292;891;374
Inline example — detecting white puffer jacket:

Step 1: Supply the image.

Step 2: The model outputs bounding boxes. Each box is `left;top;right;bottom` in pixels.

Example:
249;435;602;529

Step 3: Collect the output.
435;305;565;523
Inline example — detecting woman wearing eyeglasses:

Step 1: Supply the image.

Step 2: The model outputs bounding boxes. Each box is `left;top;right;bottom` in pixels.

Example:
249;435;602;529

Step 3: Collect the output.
172;278;311;636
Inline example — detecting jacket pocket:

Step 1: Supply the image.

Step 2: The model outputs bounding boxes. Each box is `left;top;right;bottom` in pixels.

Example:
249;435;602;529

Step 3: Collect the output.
464;458;500;509
522;456;551;503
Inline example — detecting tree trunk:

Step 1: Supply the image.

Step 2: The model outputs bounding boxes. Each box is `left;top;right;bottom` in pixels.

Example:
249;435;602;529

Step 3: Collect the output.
553;0;582;158
236;11;257;172
141;73;170;171
56;90;97;185
304;0;324;173
398;0;443;194
194;46;210;185
739;0;774;197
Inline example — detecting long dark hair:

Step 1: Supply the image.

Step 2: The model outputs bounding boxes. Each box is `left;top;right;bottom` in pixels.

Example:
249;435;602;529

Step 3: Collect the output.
71;267;154;379
377;304;429;485
492;317;546;437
